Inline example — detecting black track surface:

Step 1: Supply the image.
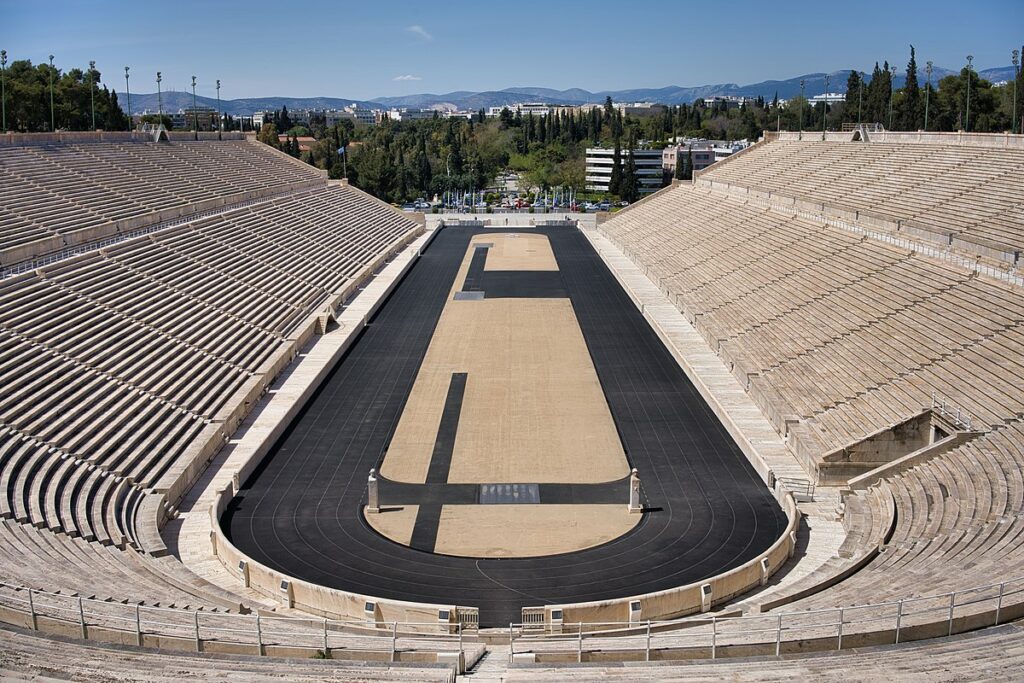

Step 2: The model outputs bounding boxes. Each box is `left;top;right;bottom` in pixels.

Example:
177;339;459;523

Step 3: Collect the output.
224;226;787;627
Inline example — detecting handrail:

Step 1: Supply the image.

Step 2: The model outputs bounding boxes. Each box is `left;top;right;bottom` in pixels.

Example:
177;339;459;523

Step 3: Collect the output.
0;579;467;661
507;576;1024;662
1;573;1022;664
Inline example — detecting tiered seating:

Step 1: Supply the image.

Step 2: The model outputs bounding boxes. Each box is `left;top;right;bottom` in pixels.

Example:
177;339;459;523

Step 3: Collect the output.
598;150;1024;660
0;140;324;263
0;139;420;624
602;183;1024;467
699;139;1024;254
784;419;1024;611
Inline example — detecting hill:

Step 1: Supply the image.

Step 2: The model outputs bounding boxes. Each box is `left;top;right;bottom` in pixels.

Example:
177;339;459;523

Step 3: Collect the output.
117;64;1015;114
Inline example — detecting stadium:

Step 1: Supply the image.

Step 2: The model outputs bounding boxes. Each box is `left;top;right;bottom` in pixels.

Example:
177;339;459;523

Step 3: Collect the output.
1;122;1024;683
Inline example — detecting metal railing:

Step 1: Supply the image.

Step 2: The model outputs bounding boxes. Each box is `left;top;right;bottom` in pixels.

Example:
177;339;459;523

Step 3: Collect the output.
508;577;1024;662
0;581;467;660
777;476;816;501
932;392;974;431
2;575;1023;664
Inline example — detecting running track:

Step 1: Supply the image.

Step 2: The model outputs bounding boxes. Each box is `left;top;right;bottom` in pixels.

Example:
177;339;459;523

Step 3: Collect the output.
224;226;788;627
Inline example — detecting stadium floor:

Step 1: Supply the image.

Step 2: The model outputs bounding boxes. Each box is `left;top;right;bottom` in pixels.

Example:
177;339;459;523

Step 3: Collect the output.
224;225;788;627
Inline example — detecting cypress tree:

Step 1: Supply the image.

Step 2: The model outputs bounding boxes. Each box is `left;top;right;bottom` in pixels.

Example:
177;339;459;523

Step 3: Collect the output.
673;147;686;180
415;134;432;192
845;71;862;113
865;62;887;124
621;146;638;203
608;138;623;195
901;45;921;130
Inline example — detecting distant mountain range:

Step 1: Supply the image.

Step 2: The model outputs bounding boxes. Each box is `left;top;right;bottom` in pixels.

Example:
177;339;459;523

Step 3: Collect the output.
117;65;1016;115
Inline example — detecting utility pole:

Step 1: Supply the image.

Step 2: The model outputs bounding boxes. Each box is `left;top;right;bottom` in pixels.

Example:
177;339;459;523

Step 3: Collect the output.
965;55;973;132
48;55;55;132
124;66;131;131
89;60;96;130
1012;50;1020;134
924;61;933;132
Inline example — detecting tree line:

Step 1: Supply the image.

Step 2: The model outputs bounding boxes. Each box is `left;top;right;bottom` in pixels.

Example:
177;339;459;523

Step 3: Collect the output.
4;48;1021;206
843;46;1024;132
1;56;129;132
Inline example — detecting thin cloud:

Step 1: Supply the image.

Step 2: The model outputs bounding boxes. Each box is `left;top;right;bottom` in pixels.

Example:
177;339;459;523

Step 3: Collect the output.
406;25;433;41
393;74;423;81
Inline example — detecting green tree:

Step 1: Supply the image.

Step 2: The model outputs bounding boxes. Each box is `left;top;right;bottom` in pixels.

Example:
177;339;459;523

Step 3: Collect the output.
257;122;281;148
608;139;623;196
900;45;922;130
845;71;863;123
620;133;639;203
864;62;890;125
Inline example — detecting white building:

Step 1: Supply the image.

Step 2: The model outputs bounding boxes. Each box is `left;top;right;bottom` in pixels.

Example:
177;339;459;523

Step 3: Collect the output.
386;108;438;122
585;147;663;195
662;139;752;174
808;92;846;105
705;95;755;109
487;103;551;118
613;102;667;117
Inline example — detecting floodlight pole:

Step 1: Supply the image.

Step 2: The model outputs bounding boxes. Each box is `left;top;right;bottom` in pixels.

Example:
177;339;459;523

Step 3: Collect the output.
1;50;7;133
857;71;864;127
1012;50;1020;134
798;79;805;133
924;61;933;132
965;55;973;132
124;66;131;131
216;79;222;137
822;74;830;139
89;60;96;130
191;75;198;139
48;55;55;132
888;65;897;130
156;71;163;126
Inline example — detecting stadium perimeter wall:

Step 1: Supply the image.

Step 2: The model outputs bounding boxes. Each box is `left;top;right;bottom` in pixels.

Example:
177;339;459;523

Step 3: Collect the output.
523;491;799;625
0;131;246;145
766;129;1024;149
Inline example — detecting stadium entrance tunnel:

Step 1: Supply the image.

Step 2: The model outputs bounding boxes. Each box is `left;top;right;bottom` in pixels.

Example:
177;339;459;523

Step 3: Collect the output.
818;406;983;485
221;224;789;628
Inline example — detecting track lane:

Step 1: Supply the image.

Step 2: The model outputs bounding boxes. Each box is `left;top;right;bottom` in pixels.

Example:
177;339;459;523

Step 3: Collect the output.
224;226;787;627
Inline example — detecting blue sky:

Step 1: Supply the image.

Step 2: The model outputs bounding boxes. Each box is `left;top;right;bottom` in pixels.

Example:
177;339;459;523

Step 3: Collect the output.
2;0;1022;100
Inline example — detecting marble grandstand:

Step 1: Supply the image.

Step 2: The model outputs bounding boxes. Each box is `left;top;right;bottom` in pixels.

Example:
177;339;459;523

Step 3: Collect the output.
1;129;1023;680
